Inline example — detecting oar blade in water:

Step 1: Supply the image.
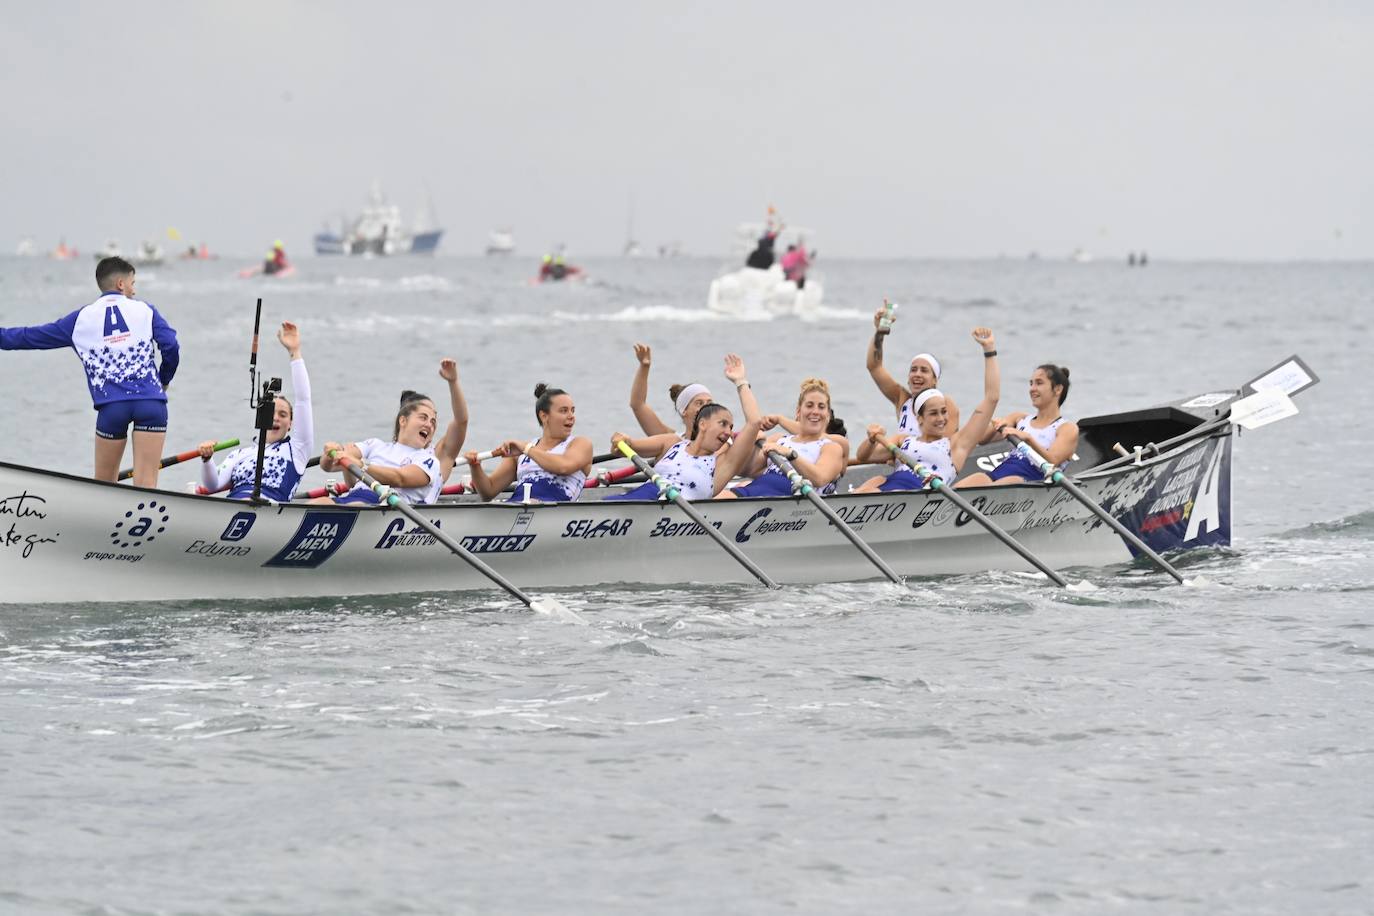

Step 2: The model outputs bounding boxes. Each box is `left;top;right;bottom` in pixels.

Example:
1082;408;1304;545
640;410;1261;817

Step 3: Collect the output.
528;596;587;624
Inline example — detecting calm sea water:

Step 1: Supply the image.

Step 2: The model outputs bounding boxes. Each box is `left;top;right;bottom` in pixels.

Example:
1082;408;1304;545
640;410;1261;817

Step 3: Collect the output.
1;255;1370;914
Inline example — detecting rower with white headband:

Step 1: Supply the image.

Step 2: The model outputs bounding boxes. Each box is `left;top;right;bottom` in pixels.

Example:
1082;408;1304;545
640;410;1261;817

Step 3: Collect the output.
854;328;1001;492
857;304;963;464
623;341;763;444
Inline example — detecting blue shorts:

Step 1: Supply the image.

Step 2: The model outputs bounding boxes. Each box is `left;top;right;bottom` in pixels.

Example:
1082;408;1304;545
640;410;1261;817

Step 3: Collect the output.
506;479;574;503
95;399;168;440
335;488;381;506
988;452;1043;482
877;468;928;492
727;472;794;498
603;480;663;501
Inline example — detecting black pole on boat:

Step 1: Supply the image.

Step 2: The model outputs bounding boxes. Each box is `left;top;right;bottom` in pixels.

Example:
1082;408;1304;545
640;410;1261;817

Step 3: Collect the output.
248;297;262;404
887;444;1069;587
246;298;281;505
330;451;581;620
765;452;904;585
1005;433;1185;584
616;442;779;589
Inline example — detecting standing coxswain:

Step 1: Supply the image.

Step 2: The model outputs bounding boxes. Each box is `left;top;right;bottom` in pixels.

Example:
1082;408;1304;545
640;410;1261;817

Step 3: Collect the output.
0;256;179;487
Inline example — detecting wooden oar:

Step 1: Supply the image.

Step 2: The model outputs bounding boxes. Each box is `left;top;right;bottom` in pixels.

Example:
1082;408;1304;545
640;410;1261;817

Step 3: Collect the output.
886;444;1069;587
119;438;239;481
330;451;581;620
616;441;779;589
1004;433;1185;584
764;452;903;585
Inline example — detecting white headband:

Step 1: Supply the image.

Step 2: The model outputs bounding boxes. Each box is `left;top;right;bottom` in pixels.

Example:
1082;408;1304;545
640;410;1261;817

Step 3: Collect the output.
913;388;944;416
910;353;941;378
674;383;711;416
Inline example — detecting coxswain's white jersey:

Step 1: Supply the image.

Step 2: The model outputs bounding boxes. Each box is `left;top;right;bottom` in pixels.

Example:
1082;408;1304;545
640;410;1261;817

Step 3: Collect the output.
516;437;587;501
203;358;314;501
0;292;179;406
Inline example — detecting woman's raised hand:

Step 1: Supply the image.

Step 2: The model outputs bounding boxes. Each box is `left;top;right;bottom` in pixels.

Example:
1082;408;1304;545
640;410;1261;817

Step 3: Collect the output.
633;343;652;367
723;353;747;383
438;357;459;382
873;307;898;331
277;321;301;356
972;327;996;352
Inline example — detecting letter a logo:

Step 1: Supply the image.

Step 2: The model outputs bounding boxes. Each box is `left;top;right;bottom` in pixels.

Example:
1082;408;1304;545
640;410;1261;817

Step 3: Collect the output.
104;304;131;337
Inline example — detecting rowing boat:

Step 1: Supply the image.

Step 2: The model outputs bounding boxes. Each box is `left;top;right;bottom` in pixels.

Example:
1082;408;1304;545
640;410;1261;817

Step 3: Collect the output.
0;363;1313;605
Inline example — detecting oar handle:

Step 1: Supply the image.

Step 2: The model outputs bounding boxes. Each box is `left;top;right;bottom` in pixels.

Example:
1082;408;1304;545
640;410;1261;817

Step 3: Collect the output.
886;443;1069;587
765;451;903;584
618;440;779;589
118;438;240;481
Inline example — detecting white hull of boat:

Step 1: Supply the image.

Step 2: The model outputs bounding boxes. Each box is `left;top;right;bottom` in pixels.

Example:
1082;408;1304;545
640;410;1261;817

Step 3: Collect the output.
0;426;1232;604
707;265;823;318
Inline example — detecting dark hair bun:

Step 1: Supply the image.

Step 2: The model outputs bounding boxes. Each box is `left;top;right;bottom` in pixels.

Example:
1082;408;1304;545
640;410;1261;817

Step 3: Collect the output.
399;389;428;405
533;382;549;399
1060;367;1070;379
668;383;686;402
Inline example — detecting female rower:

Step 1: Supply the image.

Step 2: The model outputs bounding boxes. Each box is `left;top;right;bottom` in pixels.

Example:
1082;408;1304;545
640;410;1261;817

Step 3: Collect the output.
856;306;962;463
316;365;468;505
467;383;593;502
956;364;1077;488
853;328;999;492
605;404;765;501
715;378;846;499
198;321;313;501
627;343;759;438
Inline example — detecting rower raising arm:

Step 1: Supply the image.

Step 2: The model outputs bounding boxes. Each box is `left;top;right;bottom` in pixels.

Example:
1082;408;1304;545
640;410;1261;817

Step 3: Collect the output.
435;357;469;483
628;343;675;436
858;305;961;463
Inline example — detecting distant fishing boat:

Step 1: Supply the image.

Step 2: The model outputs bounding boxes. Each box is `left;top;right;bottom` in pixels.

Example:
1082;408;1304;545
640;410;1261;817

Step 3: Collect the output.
314;182;444;256
485;228;515;256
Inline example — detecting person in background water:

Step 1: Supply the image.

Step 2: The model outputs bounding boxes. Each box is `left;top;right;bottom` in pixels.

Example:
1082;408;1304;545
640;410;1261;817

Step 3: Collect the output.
781;241;813;288
0;256;179;486
745;206;783;269
197;321;313;502
263;240;289;275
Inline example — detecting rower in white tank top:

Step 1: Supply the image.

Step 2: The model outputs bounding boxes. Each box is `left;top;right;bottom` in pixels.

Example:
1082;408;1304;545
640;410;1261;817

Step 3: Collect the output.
515;437;586;501
896;434;956;485
760;434;840;495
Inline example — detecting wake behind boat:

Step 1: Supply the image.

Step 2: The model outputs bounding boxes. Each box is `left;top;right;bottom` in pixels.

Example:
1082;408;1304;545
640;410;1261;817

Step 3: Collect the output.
0;361;1316;605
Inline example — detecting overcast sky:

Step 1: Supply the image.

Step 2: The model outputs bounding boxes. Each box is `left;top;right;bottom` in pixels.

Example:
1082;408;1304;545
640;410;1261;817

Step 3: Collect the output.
4;1;1370;259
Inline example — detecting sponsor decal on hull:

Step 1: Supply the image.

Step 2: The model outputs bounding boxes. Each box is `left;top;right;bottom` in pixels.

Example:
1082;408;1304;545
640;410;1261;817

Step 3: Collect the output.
459;508;538;554
831;501;906;530
1121;438;1231;553
735;507;808;544
263;512;358;568
0;490;58;559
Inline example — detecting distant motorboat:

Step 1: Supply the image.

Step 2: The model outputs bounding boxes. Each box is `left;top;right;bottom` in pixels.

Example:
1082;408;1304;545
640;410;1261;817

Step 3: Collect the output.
15;238;36;257
314;182;444;256
485;229;515;256
707;221;823;317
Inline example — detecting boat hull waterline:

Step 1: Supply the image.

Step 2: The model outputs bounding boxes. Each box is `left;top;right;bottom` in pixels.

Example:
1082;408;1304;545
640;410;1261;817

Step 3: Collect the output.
0;427;1231;604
